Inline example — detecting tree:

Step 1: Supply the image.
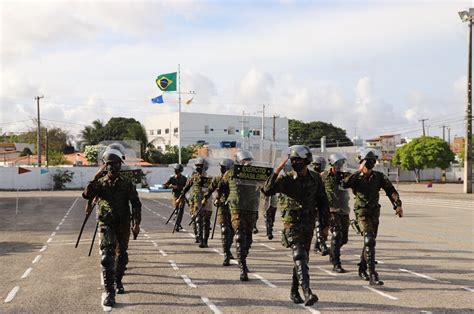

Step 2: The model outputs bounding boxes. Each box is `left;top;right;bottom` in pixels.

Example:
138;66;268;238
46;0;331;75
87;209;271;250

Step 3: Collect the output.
392;136;455;182
80;120;105;146
84;145;102;165
458;135;474;164
145;145;197;164
289;119;352;147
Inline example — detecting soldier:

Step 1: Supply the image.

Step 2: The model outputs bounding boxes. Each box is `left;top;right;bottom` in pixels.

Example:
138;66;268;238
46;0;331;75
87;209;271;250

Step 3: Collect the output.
202;158;235;265
216;150;260;281
163;164;187;232
177;158;212;248
262;145;329;306
82;149;142;307
343;148;403;285
312;155;329;256
324;153;351;273
263;194;278;240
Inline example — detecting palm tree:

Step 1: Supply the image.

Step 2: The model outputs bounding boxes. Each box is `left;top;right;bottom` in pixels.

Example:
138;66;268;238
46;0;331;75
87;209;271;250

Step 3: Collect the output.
80;120;104;145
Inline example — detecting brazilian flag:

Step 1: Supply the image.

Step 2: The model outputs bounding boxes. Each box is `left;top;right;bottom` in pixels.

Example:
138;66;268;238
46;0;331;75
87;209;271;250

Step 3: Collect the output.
156;72;177;91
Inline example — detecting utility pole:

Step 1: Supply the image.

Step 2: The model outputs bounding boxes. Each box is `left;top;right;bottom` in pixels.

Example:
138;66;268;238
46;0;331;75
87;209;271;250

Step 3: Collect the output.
45;128;49;167
441;125;446;141
419;118;428;136
447;127;451;147
35;95;44;166
260;104;265;162
465;14;473;193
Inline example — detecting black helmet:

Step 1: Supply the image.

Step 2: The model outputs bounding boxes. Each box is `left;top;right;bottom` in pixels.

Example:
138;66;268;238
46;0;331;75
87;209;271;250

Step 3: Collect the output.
173;164;183;172
102;149;124;164
358;148;380;162
289;145;312;165
219;158;234;170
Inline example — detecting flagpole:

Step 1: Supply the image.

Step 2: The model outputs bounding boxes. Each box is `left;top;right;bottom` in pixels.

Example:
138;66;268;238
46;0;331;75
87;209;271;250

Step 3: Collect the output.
178;63;182;165
16;168;19;215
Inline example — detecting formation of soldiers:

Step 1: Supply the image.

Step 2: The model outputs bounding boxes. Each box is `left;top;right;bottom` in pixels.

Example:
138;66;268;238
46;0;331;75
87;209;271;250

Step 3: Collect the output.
81;144;403;308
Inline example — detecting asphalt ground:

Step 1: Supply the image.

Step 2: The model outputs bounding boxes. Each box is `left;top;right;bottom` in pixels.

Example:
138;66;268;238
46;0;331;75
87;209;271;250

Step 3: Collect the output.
0;188;473;313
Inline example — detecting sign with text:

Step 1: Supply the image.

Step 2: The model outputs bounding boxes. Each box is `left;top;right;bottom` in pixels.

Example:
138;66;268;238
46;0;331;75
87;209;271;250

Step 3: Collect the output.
232;165;273;181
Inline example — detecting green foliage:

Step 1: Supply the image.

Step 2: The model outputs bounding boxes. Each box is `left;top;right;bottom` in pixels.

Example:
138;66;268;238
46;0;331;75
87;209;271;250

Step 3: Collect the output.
145;145;196;164
20;147;33;156
393;136;455;182
458;135;474;164
48;150;66;166
1;126;69;153
288;119;352;147
52;169;74;190
84;145;101;164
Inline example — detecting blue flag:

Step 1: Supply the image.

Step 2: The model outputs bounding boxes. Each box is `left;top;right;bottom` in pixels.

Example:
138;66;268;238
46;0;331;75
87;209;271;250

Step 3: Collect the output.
40;168;49;174
151;95;164;104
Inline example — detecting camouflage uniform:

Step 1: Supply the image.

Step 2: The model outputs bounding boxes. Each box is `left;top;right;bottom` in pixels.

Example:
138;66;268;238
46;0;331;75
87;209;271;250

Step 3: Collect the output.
82;173;141;300
343;170;401;285
324;169;351;272
218;168;260;281
264;194;278;240
164;174;187;231
263;169;329;305
180;172;213;247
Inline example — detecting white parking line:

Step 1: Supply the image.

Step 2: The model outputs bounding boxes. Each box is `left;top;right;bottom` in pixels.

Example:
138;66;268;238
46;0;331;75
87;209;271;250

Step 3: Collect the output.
152;241;158;247
252;274;277;288
21;268;33;279
399;268;438;281
463;287;474;292
39;245;47;252
187;233;195;238
181;275;197;288
55;226;60;231
47;238;53;243
259;243;276;250
169;260;179;270
212;248;224;256
363;286;398;300
50;232;56;237
201;296;222;314
4;286;20;303
298;303;321;314
159;249;168;257
316;266;338;277
32;255;42;264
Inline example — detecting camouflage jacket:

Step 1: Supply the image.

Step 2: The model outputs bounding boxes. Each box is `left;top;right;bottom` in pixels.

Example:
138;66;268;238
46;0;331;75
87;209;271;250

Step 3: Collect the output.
204;174;227;205
217;169;260;213
180;172;212;204
82;173;142;227
164;174;187;198
324;170;350;215
343;170;399;216
262;169;329;228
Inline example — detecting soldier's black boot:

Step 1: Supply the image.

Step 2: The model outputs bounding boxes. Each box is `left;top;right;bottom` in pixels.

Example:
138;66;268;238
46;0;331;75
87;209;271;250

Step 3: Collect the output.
101;250;116;307
290;266;303;304
295;260;318;306
175;207;184;232
115;253;128;294
222;226;231;266
236;233;249;281
330;227;345;273
365;233;383;286
201;215;210;248
358;248;370;281
193;222;199;243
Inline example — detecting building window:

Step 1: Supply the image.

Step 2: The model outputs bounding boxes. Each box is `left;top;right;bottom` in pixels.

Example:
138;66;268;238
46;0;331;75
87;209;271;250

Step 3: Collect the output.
165;128;170;134
210;128;214;131
228;127;235;135
150;130;154;135
204;125;209;134
174;127;179;134
224;129;227;132
157;129;161;135
252;129;261;136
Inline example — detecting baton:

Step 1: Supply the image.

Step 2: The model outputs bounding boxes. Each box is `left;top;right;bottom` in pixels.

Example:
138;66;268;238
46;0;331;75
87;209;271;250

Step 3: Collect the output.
211;206;218;239
75;200;95;248
88;222;99;256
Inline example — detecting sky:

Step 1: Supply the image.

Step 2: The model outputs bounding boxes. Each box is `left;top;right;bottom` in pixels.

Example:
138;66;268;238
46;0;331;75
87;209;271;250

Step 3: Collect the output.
0;0;472;144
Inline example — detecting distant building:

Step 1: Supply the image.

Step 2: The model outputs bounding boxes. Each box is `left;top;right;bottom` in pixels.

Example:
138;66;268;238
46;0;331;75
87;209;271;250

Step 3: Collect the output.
451;137;464;154
366;134;401;162
143;112;289;154
0;143;35;166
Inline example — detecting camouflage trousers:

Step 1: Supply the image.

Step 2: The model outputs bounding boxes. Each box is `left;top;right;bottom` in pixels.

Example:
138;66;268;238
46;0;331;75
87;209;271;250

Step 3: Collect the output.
356;213;379;237
217;205;231;226
231;210;258;235
99;222;130;257
281;222;316;252
329;212;350;245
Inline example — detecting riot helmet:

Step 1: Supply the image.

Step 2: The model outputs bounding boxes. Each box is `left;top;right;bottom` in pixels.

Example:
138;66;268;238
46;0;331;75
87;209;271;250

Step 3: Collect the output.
219;158;234;174
236;150;254;165
106;143;126;160
173;164;184;173
193;157;209;173
357;148;380;170
328;153;347;170
288;145;312;165
102;149;124;164
311;155;326;173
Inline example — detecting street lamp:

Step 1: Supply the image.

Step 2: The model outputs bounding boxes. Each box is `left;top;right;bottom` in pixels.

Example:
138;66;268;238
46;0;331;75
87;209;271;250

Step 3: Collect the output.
459;8;473;193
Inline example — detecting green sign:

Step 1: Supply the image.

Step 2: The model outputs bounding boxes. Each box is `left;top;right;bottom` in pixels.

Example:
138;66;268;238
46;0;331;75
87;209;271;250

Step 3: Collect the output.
232;165;273;181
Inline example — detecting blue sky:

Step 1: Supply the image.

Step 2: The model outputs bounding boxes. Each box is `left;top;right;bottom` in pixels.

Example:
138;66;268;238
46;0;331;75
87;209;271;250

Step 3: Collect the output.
0;0;472;142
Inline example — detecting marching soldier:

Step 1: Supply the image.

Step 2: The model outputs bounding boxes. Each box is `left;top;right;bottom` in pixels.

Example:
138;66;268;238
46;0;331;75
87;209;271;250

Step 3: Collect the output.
216;150;260;281
312;155;329;256
263;145;329;306
177;158;212;248
202;158;235;265
343;148;403;285
324;153;351;273
82;149;142;307
163;164;187;232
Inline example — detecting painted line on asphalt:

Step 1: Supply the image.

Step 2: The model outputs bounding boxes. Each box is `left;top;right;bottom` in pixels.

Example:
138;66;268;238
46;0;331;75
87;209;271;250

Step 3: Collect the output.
32;255;42;264
298;303;321;314
169;260;179;270
230;259;238;265
21;268;33;279
259;243;276;250
4;286;20;303
152;241;158;247
201;296;222;314
50;232;56;237
363;286;398;300
316;266;338;277
252;274;277;288
187;233;195;238
39;245;47;252
463;287;474;292
420;311;433;314
399;268;438;281
55;226;60;231
212;248;224;256
159;249;168;257
181;275;197;288
47;238;53;243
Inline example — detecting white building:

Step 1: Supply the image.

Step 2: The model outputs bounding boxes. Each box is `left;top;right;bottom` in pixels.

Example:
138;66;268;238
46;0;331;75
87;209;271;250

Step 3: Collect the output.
144;112;289;153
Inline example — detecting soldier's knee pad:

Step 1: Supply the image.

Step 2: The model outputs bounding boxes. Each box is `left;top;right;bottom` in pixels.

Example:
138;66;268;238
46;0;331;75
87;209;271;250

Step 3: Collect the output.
332;227;342;241
291;244;307;262
221;226;230;237
101;250;114;268
364;232;376;248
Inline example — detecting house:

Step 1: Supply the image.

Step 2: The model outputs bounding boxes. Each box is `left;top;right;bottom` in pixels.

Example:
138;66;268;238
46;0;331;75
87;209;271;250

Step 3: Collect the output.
366;134;402;163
